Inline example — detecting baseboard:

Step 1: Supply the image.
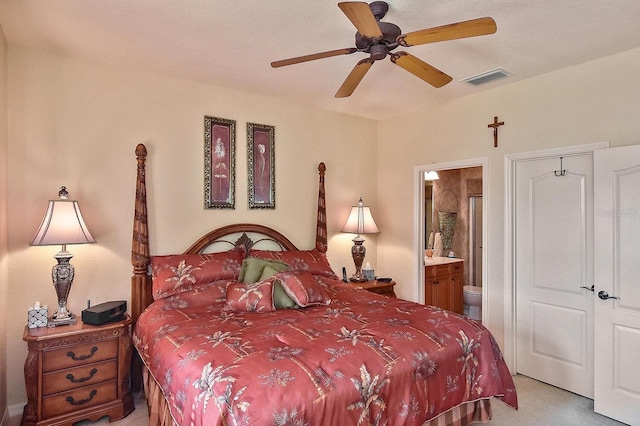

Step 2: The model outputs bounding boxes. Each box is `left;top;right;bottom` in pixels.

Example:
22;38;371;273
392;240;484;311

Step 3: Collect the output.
5;403;22;424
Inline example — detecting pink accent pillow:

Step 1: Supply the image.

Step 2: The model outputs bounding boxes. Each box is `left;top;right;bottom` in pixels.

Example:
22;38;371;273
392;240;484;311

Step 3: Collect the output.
224;279;275;313
249;249;337;279
151;250;244;300
276;271;332;307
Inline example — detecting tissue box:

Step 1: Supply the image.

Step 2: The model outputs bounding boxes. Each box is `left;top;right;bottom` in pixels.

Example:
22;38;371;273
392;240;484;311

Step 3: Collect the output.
363;270;375;281
28;306;48;328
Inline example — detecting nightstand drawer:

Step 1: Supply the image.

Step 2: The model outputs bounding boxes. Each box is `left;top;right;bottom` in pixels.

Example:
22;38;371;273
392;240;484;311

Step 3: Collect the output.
42;380;117;418
365;285;393;296
42;359;118;395
355;280;397;298
43;339;118;372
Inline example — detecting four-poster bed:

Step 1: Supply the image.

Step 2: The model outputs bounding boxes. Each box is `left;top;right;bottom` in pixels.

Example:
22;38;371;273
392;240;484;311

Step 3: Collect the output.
130;143;517;425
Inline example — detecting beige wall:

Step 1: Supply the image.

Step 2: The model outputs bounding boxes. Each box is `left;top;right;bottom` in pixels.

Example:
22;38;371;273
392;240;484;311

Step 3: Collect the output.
5;47;377;406
0;23;9;423
377;47;640;349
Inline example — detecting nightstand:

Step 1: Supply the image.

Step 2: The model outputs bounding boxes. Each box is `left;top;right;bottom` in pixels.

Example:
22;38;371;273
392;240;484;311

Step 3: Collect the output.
21;316;134;426
355;280;397;297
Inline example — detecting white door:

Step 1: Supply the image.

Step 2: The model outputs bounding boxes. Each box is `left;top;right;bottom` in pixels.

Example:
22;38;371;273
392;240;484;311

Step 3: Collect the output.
515;154;594;398
594;145;640;424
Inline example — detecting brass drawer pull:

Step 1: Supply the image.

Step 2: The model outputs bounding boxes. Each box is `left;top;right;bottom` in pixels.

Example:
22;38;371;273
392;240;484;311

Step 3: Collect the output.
66;389;97;406
66;368;98;383
67;346;98;361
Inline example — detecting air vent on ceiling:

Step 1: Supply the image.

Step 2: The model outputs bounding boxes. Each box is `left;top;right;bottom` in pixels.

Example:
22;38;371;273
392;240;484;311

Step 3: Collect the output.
461;68;511;86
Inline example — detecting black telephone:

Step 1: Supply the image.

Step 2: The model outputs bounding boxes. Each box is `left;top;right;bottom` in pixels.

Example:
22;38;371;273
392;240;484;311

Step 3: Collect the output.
342;267;348;283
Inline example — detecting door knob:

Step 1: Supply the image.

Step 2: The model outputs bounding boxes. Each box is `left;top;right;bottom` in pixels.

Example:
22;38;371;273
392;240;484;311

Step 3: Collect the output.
598;290;619;300
580;285;594;292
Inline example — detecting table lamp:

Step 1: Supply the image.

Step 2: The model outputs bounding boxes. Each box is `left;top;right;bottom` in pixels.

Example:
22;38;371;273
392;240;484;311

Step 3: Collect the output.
30;186;96;326
341;197;379;282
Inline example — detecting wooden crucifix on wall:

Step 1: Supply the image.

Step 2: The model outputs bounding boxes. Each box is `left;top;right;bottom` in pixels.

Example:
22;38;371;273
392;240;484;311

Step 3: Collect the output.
488;116;504;147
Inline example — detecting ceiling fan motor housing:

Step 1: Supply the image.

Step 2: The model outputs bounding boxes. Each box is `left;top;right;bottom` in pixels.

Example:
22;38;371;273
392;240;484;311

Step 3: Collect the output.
355;21;401;55
354;1;400;56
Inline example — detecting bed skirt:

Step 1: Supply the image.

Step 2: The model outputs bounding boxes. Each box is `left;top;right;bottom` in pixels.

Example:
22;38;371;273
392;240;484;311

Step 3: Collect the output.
142;366;493;426
143;367;176;426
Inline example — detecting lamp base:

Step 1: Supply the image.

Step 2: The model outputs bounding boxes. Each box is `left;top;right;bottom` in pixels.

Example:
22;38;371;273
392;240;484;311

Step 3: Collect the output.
48;313;77;327
350;237;368;284
50;249;77;327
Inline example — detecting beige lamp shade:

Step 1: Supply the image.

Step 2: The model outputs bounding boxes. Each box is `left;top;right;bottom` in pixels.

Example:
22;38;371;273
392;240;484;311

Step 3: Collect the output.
341;198;379;237
30;199;96;246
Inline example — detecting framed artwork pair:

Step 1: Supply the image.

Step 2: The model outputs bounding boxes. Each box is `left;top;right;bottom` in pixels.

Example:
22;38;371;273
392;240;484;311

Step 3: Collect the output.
204;116;275;209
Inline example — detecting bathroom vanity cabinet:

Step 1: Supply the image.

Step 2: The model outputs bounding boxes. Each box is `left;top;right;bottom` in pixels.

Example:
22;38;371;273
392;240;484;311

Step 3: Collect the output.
424;258;464;314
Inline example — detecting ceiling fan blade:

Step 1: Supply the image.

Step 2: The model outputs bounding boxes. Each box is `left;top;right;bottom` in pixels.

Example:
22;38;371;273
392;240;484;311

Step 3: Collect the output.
397;17;496;47
390;52;452;88
338;2;383;39
271;48;357;68
335;58;375;98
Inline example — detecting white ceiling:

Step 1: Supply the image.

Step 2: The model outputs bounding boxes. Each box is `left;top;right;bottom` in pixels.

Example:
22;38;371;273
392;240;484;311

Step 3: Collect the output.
2;0;640;120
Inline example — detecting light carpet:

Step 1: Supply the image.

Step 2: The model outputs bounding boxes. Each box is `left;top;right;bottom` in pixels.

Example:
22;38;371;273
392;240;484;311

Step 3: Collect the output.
488;375;627;426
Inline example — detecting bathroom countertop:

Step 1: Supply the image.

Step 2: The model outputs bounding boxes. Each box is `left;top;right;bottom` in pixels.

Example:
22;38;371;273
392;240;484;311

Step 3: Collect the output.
424;256;464;266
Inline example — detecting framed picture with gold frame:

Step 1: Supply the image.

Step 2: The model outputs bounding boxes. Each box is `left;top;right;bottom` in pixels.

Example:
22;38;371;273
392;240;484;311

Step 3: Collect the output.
204;116;236;209
247;122;275;209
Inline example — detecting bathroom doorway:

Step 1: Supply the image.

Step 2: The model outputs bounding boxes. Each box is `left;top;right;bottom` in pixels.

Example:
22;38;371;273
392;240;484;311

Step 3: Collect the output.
414;158;488;324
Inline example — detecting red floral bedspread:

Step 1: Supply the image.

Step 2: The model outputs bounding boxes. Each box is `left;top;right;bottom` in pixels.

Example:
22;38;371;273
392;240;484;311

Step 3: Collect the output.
133;278;517;426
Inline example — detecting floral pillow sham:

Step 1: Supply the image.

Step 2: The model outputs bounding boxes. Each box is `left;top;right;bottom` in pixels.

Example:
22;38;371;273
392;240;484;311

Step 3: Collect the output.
151;249;244;300
224;279;276;313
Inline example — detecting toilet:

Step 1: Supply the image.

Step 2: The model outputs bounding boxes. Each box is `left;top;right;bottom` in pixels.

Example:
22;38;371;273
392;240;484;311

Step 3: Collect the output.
463;285;482;321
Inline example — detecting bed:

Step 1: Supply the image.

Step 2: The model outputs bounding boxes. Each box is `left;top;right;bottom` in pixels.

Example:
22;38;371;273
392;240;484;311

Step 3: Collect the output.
129;143;517;425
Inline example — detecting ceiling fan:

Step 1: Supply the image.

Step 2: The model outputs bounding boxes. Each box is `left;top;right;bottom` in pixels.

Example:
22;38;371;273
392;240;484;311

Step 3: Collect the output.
271;1;497;98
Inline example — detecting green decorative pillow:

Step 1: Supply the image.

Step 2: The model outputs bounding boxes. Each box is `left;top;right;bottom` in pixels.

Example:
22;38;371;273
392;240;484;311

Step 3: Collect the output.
273;280;299;309
248;249;338;279
261;265;298;309
239;257;289;284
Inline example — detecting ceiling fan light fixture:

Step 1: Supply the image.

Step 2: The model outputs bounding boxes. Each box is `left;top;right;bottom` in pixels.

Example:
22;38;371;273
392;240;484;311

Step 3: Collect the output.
369;44;388;60
461;68;511;86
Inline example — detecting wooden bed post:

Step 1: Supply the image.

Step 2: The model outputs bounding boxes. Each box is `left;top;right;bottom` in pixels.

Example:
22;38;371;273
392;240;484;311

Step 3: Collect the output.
316;162;328;254
130;143;151;393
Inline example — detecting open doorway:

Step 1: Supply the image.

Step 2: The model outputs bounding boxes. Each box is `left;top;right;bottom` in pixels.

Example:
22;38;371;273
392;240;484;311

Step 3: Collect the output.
414;158;488;324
